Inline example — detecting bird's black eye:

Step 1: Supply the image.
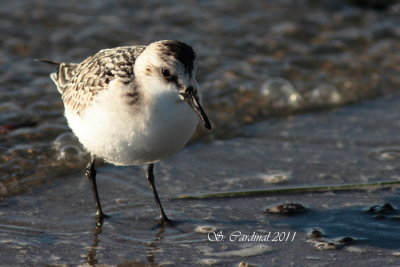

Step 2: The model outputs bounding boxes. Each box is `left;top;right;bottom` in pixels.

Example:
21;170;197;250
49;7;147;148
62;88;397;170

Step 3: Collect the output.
161;68;171;78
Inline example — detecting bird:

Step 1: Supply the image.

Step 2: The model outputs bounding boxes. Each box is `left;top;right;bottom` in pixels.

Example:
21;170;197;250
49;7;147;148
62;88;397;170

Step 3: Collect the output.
42;40;212;224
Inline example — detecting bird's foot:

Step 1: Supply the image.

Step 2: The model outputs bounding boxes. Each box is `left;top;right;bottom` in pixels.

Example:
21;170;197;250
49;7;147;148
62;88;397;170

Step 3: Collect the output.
158;216;173;226
96;212;110;226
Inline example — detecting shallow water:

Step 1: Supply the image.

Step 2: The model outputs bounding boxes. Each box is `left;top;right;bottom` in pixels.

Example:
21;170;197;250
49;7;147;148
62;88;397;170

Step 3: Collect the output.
2;94;400;266
1;0;400;266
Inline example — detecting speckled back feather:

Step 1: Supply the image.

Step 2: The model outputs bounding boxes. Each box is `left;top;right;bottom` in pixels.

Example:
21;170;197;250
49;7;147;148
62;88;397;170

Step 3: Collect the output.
51;45;146;114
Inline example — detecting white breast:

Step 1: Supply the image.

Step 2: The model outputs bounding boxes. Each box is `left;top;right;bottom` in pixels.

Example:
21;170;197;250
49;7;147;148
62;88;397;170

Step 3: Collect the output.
64;82;199;166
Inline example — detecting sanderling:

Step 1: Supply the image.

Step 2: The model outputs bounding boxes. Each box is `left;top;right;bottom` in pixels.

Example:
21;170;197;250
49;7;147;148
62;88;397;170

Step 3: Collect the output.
43;40;212;224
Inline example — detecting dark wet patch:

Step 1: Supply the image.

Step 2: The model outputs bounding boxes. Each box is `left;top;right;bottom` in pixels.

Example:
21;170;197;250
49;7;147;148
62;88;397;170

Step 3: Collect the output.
337;236;355;245
0;121;38;134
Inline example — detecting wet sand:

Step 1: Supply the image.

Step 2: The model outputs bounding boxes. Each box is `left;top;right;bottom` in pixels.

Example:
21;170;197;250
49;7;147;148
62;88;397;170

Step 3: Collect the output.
1;94;400;266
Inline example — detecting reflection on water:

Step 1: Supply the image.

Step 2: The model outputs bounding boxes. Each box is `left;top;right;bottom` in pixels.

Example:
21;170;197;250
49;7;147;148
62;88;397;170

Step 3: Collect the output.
87;223;102;266
86;218;170;266
146;225;167;266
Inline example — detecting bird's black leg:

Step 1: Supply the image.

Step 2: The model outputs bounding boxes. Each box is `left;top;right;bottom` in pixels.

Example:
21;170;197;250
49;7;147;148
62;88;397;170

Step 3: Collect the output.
146;164;170;224
86;155;108;222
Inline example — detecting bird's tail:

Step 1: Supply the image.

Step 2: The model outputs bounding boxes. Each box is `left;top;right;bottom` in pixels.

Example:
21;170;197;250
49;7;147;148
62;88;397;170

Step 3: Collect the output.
35;58;62;65
36;58;77;94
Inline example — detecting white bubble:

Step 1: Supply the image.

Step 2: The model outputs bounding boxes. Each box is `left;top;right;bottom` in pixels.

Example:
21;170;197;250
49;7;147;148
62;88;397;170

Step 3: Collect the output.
54;132;87;163
57;144;85;162
258;171;292;184
306;83;342;105
194;225;217;234
53;132;80;149
260;77;302;109
377;149;400;161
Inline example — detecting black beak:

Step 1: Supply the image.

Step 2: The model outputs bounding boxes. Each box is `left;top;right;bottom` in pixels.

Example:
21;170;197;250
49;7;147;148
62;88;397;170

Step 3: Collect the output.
180;87;212;130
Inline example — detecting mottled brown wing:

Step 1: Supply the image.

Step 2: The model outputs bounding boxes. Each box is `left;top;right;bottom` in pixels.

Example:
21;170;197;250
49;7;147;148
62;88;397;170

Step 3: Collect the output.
52;45;146;114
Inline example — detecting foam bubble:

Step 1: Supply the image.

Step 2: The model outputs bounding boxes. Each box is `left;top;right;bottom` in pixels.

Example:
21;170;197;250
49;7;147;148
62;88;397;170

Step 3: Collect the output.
260;78;302;109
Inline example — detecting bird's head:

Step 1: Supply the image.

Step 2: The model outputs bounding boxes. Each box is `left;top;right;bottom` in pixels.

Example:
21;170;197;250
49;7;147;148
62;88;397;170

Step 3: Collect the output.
134;40;211;130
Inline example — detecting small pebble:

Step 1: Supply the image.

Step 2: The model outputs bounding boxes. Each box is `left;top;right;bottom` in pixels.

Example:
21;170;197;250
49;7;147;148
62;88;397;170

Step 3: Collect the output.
307;228;324;239
311;240;337;250
368;203;396;215
309;236;355;251
194;225;217;234
265;203;307;215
